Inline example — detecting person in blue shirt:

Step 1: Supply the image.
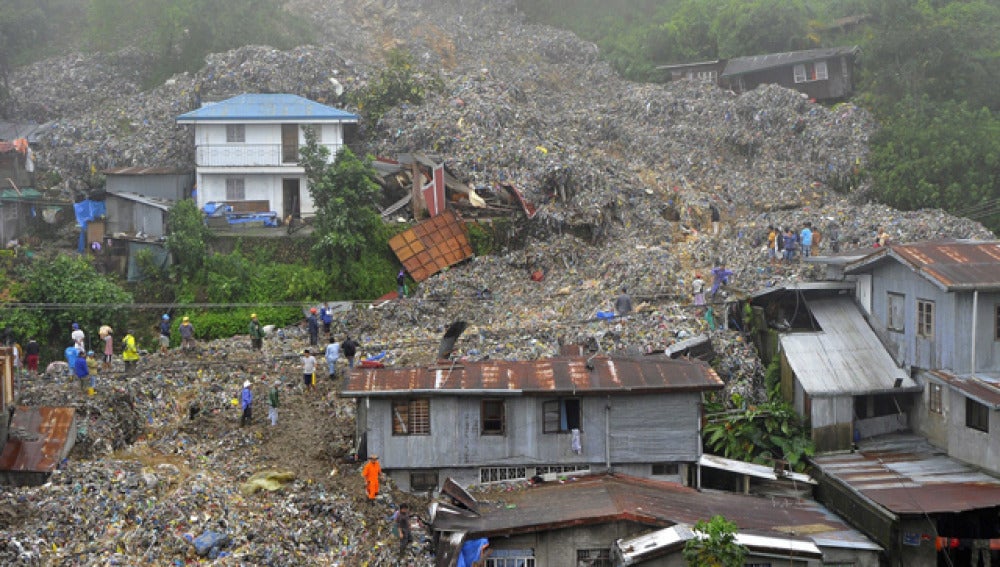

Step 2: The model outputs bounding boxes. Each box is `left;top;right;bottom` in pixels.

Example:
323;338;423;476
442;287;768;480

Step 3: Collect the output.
325;337;341;380
320;302;333;337
73;349;90;393
800;222;813;259
240;381;253;426
306;308;319;347
159;314;171;354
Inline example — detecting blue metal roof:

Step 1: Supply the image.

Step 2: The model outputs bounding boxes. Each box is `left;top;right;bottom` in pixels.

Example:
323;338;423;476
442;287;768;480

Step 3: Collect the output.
176;94;358;123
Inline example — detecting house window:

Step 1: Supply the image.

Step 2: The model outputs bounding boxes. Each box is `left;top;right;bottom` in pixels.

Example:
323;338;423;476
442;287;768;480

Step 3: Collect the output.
576;548;612;567
225;124;245;143
745;563;773;567
410;471;438;491
929;383;943;415
917;299;934;338
652;463;679;476
887;292;905;332
480;466;527;484
535;464;590;476
481;399;506;435
994;305;1000;340
485;549;536;567
966;398;989;433
225;177;245;200
793;61;829;83
543;399;582;433
392;399;430;435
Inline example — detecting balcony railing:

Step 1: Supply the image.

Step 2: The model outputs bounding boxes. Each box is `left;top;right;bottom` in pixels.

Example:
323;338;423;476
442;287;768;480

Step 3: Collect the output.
195;143;342;167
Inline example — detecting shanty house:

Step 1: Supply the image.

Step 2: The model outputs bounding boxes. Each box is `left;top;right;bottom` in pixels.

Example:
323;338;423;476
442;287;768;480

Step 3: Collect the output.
749;284;920;452
175;94;358;220
341;355;723;493
431;474;880;567
719;46;860;101
845;240;1000;475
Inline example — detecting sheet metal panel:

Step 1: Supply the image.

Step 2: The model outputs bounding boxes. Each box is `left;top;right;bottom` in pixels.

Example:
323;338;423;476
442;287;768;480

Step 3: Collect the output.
780;297;916;396
848;240;1000;291
722;46;859;77
930;370;1000;407
344;355;722;395
389;210;473;282
813;434;1000;514
0;406;76;473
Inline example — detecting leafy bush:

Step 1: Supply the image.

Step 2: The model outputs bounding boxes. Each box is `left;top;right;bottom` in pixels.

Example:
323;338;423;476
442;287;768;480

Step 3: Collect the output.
187;307;301;342
351;48;444;124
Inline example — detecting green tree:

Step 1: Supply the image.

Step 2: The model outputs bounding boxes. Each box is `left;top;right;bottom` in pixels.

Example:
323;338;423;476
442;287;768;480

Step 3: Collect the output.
713;0;813;58
683;515;748;567
165;198;213;283
300;129;383;267
351;48;444;124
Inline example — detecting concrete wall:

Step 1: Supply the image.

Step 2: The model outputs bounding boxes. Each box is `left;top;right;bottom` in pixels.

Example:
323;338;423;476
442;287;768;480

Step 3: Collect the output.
946;387;1000;473
193;123;345;167
489;521;652;567
908;373;949;449
196;172;314;218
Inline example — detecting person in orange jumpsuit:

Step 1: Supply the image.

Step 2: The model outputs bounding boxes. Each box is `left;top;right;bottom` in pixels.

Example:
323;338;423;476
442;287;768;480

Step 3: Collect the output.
362;454;381;500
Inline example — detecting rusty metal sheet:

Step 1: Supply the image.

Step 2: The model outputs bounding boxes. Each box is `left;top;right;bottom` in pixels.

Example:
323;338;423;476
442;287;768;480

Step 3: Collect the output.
389;210;473;282
0;406;76;473
930;370;1000;407
433;474;876;550
343;355;723;395
847;240;1000;291
813;434;1000;514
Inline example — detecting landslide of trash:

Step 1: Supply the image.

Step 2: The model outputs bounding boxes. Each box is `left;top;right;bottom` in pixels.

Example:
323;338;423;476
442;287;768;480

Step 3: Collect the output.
2;0;995;564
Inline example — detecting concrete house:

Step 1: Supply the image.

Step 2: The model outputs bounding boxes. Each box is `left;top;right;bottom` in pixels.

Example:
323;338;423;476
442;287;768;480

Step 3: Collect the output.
175;94;358;220
845;240;1000;474
341;354;723;493
719;46;860;101
431;474;880;567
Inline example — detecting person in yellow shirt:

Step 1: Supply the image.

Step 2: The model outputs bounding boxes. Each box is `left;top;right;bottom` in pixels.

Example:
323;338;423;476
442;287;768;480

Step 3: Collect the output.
122;330;139;371
85;350;99;395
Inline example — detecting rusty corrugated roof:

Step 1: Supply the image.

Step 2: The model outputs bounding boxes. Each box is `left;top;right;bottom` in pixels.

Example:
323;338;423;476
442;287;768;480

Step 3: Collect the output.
847;240;1000;291
389;210;473;282
929;370;1000;408
812;434;1000;514
0;406;76;473
433;474;876;549
342;355;723;396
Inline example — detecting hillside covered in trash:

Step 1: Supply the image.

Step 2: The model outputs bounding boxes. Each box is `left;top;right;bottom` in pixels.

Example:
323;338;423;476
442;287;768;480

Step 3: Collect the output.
1;0;995;565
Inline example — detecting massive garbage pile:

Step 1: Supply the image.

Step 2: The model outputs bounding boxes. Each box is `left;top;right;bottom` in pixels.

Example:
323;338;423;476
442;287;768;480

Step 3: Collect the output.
1;0;994;564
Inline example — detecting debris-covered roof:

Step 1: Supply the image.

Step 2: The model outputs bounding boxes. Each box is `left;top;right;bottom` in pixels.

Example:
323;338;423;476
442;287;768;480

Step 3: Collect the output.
615;524;824;565
812;434;1000;514
389;210;474;282
0;406;76;475
342;355;723;396
846;240;1000;291
721;46;860;77
432;474;878;552
176;93;358;123
0;121;46;143
927;370;1000;408
780;297;918;396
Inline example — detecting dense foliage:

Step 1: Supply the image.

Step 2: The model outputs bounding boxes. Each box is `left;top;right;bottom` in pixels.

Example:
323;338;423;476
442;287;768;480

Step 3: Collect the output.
518;0;1000;231
351;48;445;124
682;515;748;567
1;254;132;355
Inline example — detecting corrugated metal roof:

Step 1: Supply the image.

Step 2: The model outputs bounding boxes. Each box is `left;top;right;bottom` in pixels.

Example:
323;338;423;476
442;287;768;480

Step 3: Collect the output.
812;434;1000;514
0;121;46;143
103;166;189;176
699;454;816;485
616;525;824;565
846;240;1000;291
0;406;76;473
389;210;474;282
433;474;878;551
107;191;174;211
342;355;723;396
176;94;358;123
780;297;917;396
928;370;1000;408
721;46;859;77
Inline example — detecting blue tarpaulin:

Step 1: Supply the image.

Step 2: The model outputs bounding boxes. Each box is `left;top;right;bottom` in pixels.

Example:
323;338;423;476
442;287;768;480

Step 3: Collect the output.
73;199;106;252
456;538;489;567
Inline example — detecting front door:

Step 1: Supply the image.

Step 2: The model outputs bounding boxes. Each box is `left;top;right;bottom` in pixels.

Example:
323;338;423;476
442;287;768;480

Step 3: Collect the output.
282;178;301;219
281;124;298;163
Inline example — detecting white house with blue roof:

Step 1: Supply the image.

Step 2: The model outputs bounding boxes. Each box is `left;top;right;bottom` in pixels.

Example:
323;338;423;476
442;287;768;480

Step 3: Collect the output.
176;94;358;220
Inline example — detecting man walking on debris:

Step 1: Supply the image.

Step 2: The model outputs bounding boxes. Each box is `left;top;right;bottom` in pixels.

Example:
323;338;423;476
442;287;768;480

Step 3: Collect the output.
158;314;171;354
25;337;40;376
800;222;813;259
73;349;89;393
325;336;341;380
782;227;797;262
307;308;319;347
122;329;139;371
180;317;195;352
394;503;414;556
396;269;407;299
240;380;253;426
709;202;721;235
692;273;706;306
301;349;317;389
268;380;280;426
362;454;381;501
100;326;113;373
710;262;734;301
249;314;264;351
71;322;85;352
615;287;633;317
320;302;333;336
342;335;358;369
